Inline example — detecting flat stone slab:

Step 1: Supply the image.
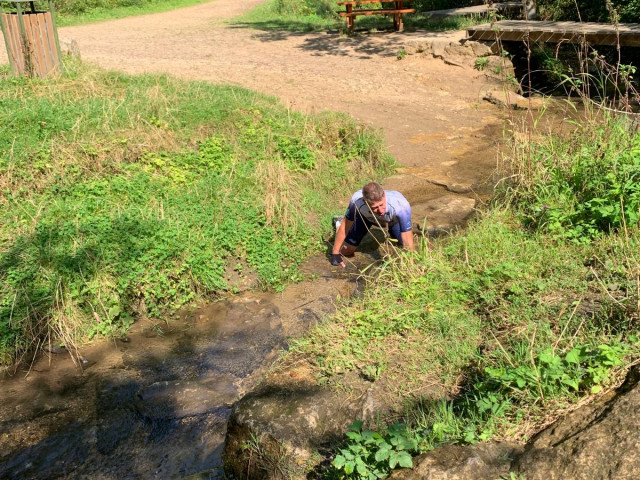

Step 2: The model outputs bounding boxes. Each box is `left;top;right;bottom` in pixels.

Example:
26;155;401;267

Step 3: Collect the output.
135;377;238;419
413;194;476;234
482;89;547;109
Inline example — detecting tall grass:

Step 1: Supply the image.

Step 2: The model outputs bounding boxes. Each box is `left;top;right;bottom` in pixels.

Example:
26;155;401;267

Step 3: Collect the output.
0;59;394;366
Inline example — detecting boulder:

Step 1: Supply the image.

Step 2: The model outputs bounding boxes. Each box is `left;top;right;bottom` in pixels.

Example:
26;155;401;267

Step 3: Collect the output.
513;366;640;480
222;381;367;479
389;442;522;480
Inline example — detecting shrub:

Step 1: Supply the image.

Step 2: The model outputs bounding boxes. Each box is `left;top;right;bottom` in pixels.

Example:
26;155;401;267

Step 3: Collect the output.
507;119;640;242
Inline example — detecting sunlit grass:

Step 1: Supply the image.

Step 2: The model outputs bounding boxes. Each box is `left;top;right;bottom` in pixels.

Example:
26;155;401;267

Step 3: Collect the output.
0;58;395;366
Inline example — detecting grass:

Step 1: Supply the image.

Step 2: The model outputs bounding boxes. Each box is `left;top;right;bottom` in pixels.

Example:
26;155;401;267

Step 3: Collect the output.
232;0;490;34
0;58;394;366
13;0;215;27
288;109;640;478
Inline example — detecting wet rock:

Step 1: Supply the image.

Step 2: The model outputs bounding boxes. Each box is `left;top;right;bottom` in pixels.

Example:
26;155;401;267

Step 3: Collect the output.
512;366;640;480
389;442;522;480
482;90;543;110
223;382;367;479
135;377;238;419
415;195;476;233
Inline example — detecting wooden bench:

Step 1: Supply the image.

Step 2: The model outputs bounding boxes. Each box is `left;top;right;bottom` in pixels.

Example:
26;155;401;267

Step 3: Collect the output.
337;0;415;32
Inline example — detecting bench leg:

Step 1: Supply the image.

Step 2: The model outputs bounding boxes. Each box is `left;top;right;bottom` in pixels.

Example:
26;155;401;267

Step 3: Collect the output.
347;16;354;32
395;13;403;32
345;5;354;32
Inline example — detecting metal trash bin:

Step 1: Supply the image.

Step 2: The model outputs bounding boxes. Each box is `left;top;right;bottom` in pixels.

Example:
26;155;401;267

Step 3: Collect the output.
0;0;62;77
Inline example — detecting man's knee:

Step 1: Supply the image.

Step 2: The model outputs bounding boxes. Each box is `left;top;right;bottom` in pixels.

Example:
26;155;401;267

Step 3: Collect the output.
341;243;357;257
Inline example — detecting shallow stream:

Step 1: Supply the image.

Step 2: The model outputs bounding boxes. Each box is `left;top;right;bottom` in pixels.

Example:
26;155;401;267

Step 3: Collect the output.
0;256;361;479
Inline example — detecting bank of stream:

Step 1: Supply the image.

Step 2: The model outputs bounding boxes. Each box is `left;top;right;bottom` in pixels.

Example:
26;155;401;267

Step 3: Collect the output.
0;132;502;479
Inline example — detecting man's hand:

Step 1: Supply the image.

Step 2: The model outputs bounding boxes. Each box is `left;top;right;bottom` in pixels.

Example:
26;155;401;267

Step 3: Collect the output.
330;254;344;267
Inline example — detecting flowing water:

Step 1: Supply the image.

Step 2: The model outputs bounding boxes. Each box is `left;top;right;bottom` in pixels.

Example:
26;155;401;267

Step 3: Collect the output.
0;256;363;479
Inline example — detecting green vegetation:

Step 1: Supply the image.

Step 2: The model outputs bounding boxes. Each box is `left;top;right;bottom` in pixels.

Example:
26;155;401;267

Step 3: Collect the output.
233;0;488;33
537;0;640;23
3;0;212;26
0;59;393;365
511;119;640;242
232;0;340;32
331;422;417;479
290;112;640;478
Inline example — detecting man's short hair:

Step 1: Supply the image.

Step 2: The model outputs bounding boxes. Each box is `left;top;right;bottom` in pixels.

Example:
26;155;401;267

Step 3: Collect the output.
362;182;384;203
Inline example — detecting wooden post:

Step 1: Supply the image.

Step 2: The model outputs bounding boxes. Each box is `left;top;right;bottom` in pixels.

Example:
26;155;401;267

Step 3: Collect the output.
14;1;34;76
0;0;62;76
48;0;63;68
0;4;17;73
346;3;353;32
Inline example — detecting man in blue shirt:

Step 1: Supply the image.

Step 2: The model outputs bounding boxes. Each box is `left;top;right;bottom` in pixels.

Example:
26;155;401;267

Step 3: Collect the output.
331;182;414;267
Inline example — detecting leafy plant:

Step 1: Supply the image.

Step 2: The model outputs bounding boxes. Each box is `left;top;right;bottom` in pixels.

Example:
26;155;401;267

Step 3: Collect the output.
510;118;640;243
474;57;490;71
332;421;417;480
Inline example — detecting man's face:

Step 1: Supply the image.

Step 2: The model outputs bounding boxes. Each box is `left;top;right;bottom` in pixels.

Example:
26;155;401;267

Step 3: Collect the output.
367;194;386;216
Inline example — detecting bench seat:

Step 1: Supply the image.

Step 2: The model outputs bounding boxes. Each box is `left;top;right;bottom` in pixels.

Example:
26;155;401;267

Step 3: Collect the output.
337;0;401;4
337;0;414;31
339;8;415;17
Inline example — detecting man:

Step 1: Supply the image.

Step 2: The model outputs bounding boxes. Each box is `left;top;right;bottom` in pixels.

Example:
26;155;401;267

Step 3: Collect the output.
331;182;414;267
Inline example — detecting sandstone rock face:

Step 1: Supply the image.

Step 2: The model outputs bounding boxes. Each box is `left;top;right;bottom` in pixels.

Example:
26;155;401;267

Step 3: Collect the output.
222;366;640;480
389;442;522;480
412;194;476;236
403;35;518;93
513;366;640;480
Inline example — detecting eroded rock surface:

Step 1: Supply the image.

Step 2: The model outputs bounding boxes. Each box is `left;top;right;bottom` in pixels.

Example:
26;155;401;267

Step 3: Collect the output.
390;442;522;480
223;366;640;479
223;379;367;479
512;366;640;480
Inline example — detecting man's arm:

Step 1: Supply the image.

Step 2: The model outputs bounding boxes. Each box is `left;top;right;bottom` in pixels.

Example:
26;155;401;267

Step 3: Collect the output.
401;230;415;251
331;217;353;267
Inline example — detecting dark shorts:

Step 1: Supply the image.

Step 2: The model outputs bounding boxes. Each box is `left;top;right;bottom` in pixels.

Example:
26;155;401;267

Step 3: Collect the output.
344;215;403;247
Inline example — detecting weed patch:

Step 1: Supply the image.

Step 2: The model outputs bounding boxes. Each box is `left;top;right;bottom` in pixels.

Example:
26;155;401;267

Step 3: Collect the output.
504;119;640;242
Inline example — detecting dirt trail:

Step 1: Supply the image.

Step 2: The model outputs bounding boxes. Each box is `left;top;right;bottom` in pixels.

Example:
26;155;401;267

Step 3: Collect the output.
2;0;506;217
